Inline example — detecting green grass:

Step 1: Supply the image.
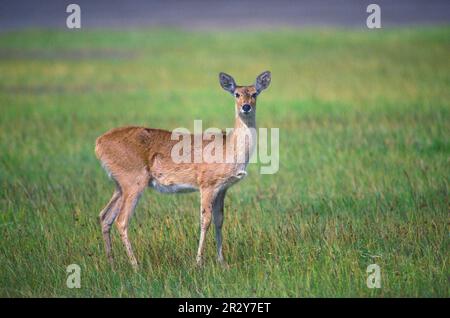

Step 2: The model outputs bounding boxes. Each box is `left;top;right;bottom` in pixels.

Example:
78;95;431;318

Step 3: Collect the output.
0;27;449;297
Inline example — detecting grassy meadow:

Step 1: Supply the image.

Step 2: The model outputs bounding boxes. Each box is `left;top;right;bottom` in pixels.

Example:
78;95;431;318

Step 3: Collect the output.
0;27;449;297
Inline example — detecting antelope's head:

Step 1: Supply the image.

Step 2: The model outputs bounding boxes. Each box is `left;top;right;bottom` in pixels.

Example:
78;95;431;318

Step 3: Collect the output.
219;71;271;119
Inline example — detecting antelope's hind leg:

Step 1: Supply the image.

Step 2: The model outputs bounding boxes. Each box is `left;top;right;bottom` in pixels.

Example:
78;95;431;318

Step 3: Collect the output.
115;176;149;270
99;186;122;266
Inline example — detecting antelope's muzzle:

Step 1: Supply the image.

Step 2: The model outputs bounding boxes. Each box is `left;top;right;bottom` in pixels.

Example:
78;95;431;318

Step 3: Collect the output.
241;104;252;114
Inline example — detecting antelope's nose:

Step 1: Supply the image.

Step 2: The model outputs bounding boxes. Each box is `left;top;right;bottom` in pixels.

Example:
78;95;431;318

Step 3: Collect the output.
242;104;252;113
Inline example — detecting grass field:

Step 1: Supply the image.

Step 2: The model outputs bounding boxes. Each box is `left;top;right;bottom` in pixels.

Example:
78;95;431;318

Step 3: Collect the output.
0;27;449;297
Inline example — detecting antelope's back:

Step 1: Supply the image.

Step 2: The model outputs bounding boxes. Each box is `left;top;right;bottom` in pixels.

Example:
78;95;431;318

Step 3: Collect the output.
95;126;174;179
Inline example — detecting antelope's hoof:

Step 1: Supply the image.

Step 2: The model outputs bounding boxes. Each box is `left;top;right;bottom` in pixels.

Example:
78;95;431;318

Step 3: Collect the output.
196;257;204;268
218;260;230;270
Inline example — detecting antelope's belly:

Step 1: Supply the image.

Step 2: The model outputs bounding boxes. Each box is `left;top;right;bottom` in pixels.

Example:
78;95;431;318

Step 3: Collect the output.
149;179;198;194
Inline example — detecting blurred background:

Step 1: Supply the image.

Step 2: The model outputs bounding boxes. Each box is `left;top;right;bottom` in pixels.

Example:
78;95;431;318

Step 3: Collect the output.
0;1;448;297
1;0;449;30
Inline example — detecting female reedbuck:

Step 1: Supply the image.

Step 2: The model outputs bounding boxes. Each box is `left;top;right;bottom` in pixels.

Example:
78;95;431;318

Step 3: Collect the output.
95;71;271;269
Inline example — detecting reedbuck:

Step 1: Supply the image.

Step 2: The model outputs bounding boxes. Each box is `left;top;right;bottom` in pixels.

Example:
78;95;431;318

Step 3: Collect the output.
95;71;271;269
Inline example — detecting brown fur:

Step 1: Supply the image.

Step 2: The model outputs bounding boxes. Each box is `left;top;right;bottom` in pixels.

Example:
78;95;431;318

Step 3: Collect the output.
95;72;270;269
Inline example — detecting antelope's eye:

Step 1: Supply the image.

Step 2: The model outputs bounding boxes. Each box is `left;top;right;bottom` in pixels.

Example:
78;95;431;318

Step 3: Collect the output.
251;93;258;98
235;93;240;98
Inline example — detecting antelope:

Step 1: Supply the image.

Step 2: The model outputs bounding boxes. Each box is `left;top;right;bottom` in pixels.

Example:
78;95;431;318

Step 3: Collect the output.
95;71;271;269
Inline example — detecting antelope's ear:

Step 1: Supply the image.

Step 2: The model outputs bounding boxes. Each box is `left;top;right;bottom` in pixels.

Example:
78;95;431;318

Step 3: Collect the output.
255;71;271;93
219;72;236;94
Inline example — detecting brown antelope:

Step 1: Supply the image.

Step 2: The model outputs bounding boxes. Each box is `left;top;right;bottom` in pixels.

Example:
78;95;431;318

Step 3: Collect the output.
95;71;271;269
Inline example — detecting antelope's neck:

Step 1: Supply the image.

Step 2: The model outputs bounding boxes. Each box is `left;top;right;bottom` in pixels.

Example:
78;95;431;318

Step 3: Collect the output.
228;111;257;168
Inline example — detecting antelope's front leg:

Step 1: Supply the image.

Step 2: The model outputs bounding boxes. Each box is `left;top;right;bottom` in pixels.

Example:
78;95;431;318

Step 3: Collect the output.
213;189;227;266
196;189;214;267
